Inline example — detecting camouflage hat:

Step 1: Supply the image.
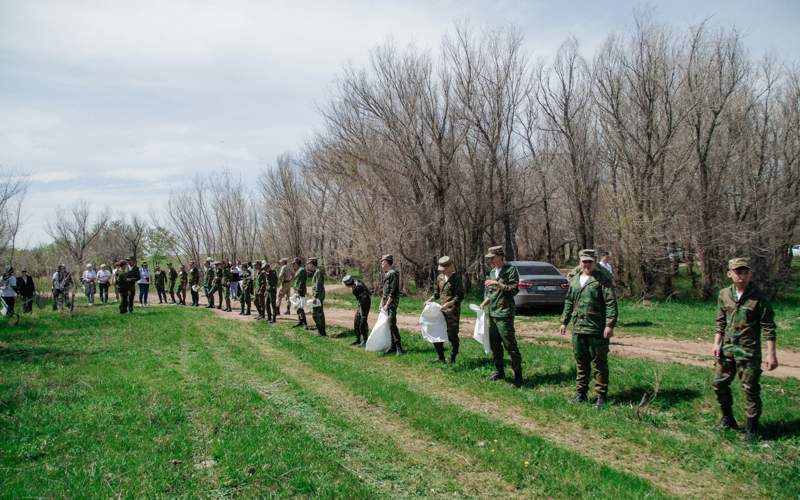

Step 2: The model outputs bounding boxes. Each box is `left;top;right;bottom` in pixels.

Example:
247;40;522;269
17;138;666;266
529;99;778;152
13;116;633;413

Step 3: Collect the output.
579;249;597;262
484;246;504;258
293;257;302;265
381;254;393;264
307;257;318;266
728;257;751;270
342;274;354;286
437;256;452;271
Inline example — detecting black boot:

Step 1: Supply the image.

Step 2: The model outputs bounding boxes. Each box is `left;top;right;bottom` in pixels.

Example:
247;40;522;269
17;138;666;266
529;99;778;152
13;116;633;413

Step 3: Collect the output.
489;370;505;381
449;352;457;364
351;337;362;346
718;409;739;430
574;392;587;403
595;396;607;409
512;370;523;388
744;417;759;441
432;343;446;363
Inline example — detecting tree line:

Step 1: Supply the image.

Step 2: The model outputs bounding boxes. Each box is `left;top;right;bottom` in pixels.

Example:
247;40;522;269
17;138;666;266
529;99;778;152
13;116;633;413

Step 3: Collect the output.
10;15;800;299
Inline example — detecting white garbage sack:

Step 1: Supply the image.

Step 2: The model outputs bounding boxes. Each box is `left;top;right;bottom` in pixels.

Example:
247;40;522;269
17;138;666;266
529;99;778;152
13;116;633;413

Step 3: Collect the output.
419;302;448;343
308;298;322;308
365;310;392;352
469;304;491;354
289;294;307;310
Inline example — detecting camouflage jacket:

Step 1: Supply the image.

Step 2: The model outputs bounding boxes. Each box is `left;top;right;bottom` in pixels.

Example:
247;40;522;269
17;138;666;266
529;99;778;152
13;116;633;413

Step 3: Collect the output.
255;270;267;295
222;268;231;286
188;267;200;286
266;269;278;290
352;279;371;312
485;264;519;318
177;270;188;287
213;268;224;286
293;267;307;296
434;272;464;318
560;272;618;335
382;268;400;309
203;267;214;287
311;268;325;301
715;284;776;360
279;265;293;284
240;269;254;294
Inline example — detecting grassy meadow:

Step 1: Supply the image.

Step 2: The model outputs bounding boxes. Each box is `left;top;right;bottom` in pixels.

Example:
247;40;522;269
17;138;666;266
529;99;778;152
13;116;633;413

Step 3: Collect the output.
1;301;798;498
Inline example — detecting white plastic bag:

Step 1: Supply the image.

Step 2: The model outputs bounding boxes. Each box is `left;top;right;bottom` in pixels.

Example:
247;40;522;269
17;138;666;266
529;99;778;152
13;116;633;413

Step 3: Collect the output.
308;298;321;308
419;302;448;343
365;310;392;352
469;304;491;354
289;294;307;310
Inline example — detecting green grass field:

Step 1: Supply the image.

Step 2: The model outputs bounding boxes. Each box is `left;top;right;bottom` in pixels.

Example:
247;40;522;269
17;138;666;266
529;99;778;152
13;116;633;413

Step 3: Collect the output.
1;304;798;497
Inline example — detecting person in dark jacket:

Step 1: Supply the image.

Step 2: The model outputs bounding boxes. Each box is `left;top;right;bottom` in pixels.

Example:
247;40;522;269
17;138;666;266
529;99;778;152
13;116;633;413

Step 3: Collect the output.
16;269;36;313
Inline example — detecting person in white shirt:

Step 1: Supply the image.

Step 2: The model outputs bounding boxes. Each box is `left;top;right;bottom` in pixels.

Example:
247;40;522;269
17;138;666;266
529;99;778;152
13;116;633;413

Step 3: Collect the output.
599;252;613;276
81;264;97;305
138;262;151;306
1;267;18;317
96;264;111;304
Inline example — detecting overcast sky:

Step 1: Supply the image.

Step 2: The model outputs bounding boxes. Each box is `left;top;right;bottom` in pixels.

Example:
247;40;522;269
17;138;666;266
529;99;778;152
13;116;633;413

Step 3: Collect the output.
2;0;798;247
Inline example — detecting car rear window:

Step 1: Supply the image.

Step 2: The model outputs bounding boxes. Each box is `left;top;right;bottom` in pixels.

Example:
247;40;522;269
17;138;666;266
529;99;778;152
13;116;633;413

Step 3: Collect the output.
515;264;561;276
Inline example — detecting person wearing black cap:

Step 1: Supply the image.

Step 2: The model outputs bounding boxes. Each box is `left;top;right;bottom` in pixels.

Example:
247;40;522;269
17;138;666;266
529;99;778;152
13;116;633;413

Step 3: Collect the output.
479;246;523;387
291;257;308;328
17;269;35;313
343;274;371;346
380;254;403;355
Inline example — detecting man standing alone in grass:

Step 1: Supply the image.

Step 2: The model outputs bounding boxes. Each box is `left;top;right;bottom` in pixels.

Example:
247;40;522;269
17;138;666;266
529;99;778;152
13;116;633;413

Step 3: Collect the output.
307;258;326;336
380;254;403;356
480;246;523;387
428;256;463;364
713;257;778;441
560;249;617;407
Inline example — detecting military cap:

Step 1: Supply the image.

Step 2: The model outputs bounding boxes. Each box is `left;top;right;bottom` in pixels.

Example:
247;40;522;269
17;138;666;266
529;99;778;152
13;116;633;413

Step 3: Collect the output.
342;274;354;286
307;257;318;266
578;249;597;262
280;258;288;264
484;246;504;258
381;254;393;264
437;256;453;271
293;257;302;265
728;257;751;270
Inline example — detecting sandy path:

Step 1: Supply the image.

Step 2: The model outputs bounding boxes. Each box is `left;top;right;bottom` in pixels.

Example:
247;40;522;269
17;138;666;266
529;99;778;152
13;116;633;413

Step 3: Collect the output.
203;301;800;380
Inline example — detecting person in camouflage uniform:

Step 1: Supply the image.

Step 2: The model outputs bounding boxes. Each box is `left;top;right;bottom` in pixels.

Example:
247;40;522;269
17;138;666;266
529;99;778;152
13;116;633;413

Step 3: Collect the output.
277;258;293;315
167;262;178;303
239;262;253;315
253;261;266;320
176;264;188;305
343;274;371;346
480;246;523;387
154;265;168;304
203;258;215;308
292;257;308;328
428;256;464;364
559;249;617;407
712;257;778;441
189;261;200;307
307;258;327;336
213;261;225;310
380;254;403;355
221;261;232;312
265;262;278;323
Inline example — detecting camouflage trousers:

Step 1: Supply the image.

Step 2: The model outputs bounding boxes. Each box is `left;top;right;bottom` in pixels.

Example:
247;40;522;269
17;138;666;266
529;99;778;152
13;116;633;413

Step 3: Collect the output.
713;353;762;419
488;315;522;374
312;303;326;335
240;289;251;314
254;292;265;317
434;313;460;357
277;283;291;312
572;334;609;397
353;305;370;342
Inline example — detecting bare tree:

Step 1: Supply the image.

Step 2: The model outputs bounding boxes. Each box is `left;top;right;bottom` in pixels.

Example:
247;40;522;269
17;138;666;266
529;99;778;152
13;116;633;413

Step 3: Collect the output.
47;201;110;267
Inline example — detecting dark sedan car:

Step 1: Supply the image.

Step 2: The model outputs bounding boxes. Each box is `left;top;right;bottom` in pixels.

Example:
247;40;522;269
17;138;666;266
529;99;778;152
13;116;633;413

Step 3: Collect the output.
508;260;569;309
